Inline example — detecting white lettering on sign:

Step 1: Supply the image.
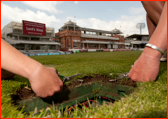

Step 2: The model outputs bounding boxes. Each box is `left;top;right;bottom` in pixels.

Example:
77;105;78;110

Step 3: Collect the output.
26;27;35;31
36;28;43;32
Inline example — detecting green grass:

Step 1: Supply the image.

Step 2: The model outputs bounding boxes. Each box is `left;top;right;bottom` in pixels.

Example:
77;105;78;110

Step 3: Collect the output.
1;51;167;118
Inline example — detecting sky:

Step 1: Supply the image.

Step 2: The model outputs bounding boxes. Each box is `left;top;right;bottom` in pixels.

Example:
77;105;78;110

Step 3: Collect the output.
1;1;148;36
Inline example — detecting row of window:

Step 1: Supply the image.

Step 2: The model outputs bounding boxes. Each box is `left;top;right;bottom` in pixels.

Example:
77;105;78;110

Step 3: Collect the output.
60;38;111;42
61;43;115;49
12;44;57;50
61;38;79;42
7;35;52;41
61;43;78;48
13;29;53;37
81;31;112;36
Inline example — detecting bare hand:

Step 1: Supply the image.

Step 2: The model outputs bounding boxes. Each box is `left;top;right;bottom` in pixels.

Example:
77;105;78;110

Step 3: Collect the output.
28;65;63;98
128;51;160;82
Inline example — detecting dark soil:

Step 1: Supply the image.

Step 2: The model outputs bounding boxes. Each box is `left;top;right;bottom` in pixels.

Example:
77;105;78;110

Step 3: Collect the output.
11;74;136;105
11;88;36;105
66;74;136;88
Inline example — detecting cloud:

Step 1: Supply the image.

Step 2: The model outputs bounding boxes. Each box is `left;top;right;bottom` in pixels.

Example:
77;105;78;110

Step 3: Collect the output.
66;15;148;36
21;1;64;14
1;2;148;36
128;7;146;15
1;3;61;27
74;1;79;4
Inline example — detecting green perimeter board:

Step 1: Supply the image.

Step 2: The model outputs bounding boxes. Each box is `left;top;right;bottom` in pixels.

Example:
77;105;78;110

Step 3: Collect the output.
18;82;134;113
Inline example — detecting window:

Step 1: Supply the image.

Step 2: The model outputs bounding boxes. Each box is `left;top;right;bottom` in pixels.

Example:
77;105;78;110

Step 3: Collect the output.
13;29;22;34
20;36;29;40
69;43;71;48
101;45;105;48
92;44;97;48
89;44;97;48
142;36;149;41
31;38;40;41
30;44;40;50
92;32;96;35
25;45;30;50
46;33;51;37
73;43;78;48
61;43;64;48
40;45;48;52
49;45;56;50
107;44;111;49
41;38;49;41
15;44;25;50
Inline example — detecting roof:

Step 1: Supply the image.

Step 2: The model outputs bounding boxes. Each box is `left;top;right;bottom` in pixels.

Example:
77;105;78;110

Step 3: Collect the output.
125;34;149;38
81;27;123;34
60;20;80;30
111;28;122;34
5;21;22;30
64;20;76;25
4;21;54;33
59;20;123;34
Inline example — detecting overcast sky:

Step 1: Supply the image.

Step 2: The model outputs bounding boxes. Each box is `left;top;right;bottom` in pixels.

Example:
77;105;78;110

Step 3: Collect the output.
1;1;148;36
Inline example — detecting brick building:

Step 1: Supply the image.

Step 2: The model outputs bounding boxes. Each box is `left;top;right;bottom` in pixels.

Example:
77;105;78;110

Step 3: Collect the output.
53;20;125;52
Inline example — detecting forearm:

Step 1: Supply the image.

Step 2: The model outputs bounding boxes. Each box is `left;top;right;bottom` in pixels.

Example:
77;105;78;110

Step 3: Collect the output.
1;39;42;79
143;2;167;59
146;14;156;38
128;1;166;82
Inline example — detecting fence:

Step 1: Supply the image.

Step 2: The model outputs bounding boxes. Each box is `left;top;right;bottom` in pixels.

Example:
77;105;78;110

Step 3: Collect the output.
24;52;72;56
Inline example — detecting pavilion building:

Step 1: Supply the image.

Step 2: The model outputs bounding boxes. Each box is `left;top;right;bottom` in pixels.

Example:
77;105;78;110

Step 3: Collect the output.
53;20;126;52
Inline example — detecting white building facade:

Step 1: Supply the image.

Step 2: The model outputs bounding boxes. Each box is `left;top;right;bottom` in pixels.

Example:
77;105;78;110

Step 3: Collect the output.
1;21;60;54
125;34;149;50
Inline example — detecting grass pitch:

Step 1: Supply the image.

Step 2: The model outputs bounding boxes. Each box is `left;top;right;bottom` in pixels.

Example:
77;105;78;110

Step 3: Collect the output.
1;51;167;118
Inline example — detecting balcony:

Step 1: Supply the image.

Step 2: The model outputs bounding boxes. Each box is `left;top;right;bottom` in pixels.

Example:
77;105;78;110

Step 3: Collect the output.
5;37;60;45
81;34;119;40
81;40;112;44
131;41;148;44
73;39;80;42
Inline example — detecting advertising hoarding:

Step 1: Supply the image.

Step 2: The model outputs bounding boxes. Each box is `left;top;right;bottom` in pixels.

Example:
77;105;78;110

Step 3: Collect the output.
22;20;46;36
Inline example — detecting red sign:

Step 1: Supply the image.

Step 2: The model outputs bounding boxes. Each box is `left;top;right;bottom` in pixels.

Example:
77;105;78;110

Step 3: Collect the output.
22;20;46;36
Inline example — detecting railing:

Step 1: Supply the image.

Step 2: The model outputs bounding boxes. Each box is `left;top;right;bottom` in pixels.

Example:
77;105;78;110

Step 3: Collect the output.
5;37;60;45
73;39;80;42
81;34;119;40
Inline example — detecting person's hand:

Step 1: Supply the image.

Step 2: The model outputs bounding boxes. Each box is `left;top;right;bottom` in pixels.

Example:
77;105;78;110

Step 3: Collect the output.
28;65;63;98
128;51;160;82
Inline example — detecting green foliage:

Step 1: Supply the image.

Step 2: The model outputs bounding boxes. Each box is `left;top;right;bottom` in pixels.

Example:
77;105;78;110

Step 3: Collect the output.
1;51;167;118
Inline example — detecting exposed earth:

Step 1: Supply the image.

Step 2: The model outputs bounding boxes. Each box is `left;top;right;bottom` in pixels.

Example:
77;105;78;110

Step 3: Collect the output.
11;74;137;105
